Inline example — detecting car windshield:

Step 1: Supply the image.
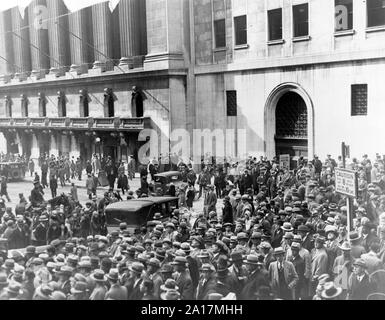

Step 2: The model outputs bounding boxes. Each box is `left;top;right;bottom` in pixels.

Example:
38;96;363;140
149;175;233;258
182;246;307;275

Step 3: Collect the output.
106;208;146;226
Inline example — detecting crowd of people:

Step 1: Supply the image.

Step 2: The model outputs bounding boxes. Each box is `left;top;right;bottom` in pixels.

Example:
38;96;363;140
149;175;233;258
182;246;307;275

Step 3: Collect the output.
0;152;384;300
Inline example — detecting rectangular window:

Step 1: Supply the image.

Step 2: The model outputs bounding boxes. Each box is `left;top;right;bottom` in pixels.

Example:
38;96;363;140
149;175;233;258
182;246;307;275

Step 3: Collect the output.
293;3;309;37
234;15;247;45
214;19;226;48
268;8;283;41
335;0;353;31
367;0;385;27
351;84;368;116
226;91;237;117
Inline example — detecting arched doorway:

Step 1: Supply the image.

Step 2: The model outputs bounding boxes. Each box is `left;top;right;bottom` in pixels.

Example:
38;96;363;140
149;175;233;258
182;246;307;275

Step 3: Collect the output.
275;92;308;159
264;83;314;162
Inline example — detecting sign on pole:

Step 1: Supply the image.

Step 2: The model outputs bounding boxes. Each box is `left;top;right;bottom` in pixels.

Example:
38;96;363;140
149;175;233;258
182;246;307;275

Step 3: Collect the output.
334;168;358;198
279;154;290;170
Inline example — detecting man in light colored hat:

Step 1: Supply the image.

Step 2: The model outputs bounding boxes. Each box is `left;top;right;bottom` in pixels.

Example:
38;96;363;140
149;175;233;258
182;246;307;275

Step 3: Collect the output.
89;269;108;300
269;247;298;300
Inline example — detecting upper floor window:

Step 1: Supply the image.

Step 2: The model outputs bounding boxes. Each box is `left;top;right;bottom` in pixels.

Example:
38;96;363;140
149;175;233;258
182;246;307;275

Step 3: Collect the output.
226;90;237;117
79;90;90;117
5;96;12;118
335;0;353;31
293;3;309;37
58;91;67;117
234;15;247;46
104;88;116;118
21;94;29;117
367;0;385;28
268;8;283;40
214;19;226;48
38;93;47;117
351;84;368;116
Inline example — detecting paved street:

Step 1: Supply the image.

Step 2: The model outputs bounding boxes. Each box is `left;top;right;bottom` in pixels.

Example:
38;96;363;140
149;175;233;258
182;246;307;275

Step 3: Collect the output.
4;173;224;216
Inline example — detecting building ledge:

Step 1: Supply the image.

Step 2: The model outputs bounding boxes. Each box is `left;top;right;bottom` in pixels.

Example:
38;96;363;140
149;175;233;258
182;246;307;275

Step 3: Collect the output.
366;25;385;33
234;44;250;50
213;47;227;53
292;35;311;43
267;39;285;46
0;117;152;132
334;29;356;37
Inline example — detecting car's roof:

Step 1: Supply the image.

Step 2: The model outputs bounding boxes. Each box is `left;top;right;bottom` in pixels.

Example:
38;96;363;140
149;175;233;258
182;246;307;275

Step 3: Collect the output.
154;171;181;177
105;197;179;213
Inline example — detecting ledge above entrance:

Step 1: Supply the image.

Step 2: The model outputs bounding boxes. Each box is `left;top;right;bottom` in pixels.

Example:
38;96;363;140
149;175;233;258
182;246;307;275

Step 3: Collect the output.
0;117;153;132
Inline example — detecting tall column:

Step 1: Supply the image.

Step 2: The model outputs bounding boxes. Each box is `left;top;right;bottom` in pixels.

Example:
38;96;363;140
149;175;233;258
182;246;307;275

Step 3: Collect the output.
31;133;40;161
28;0;50;79
16;132;24;156
70;135;80;159
144;0;186;71
68;8;94;74
0;132;7;154
118;0;142;68
91;2;113;71
11;7;31;82
0;10;15;83
50;133;59;157
47;0;70;76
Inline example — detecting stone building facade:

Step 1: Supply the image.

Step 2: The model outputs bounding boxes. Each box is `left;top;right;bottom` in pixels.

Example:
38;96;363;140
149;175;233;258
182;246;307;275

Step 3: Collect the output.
0;0;384;166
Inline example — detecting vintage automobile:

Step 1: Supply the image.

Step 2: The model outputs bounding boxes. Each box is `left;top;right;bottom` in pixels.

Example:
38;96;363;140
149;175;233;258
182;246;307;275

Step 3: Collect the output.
105;196;179;234
0;162;26;181
152;171;185;195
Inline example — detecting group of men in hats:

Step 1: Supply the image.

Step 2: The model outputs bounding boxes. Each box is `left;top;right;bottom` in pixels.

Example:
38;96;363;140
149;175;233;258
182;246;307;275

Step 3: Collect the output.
0;153;384;300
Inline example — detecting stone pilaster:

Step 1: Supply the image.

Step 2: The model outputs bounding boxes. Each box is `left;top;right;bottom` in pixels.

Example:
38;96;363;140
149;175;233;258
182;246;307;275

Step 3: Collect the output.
27;0;50;76
144;0;186;71
47;0;70;76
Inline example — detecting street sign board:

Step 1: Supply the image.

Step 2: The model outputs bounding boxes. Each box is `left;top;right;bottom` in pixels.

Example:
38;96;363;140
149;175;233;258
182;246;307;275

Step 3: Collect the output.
279;154;290;170
335;168;358;198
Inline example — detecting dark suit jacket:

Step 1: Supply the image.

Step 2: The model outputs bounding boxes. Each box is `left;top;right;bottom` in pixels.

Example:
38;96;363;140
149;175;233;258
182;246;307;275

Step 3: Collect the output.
196;277;217;300
240;269;270;300
348;273;375;300
175;270;194;300
125;277;143;300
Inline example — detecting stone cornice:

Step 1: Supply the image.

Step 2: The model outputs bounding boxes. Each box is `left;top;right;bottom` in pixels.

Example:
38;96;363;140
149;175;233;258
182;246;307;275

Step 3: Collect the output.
0;69;188;92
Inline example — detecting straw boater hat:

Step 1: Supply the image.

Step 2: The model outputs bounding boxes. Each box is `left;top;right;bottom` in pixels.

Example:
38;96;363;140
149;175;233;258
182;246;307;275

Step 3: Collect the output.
321;282;343;300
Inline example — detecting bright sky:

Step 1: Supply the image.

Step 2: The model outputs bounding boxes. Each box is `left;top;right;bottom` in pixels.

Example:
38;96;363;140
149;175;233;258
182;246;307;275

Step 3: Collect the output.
0;0;120;13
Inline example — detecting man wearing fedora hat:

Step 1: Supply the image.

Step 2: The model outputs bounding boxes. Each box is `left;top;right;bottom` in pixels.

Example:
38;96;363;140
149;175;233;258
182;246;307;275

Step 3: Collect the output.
144;258;163;299
196;263;217;300
105;269;128;300
213;257;238;298
349;231;366;259
171;256;193;300
347;258;375;300
310;236;328;297
269;247;298;300
240;254;270;300
89;269;108;300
